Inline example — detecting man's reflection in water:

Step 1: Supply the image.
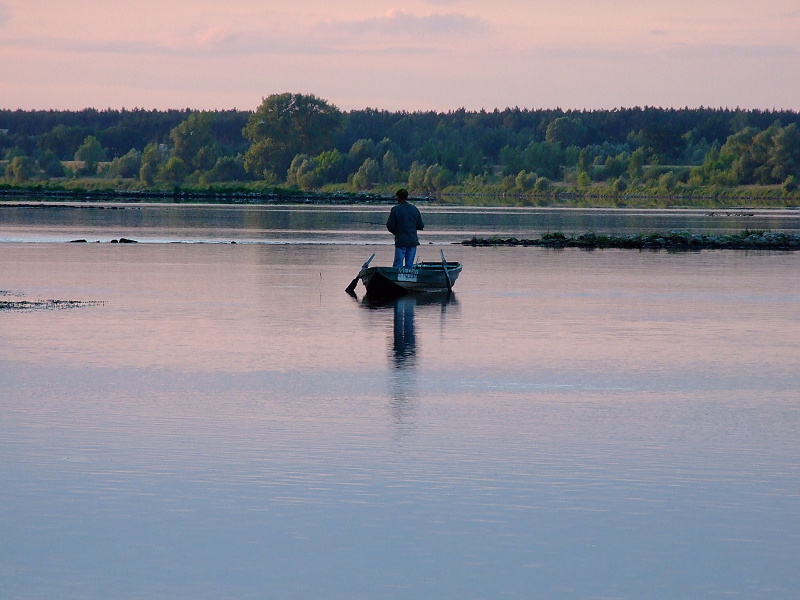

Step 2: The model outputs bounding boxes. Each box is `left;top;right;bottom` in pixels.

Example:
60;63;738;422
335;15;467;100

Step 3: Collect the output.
393;297;417;368
389;296;418;435
356;292;456;438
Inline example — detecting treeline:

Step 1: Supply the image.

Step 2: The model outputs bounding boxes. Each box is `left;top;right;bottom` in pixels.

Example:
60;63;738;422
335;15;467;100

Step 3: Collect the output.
2;95;799;200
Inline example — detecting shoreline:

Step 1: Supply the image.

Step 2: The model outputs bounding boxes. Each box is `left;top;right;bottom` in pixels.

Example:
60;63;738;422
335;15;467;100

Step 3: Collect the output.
0;187;417;205
2;186;799;209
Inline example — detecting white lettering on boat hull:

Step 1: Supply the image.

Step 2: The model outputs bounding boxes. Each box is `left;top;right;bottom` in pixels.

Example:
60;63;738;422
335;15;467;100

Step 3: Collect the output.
397;271;418;282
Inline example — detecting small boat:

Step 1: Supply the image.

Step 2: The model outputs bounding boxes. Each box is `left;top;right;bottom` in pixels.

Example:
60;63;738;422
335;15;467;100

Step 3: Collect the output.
346;251;462;298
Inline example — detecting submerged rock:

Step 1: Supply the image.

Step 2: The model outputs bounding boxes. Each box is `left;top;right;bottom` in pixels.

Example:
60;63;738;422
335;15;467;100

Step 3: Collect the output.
0;298;105;311
462;230;800;251
1;290;104;311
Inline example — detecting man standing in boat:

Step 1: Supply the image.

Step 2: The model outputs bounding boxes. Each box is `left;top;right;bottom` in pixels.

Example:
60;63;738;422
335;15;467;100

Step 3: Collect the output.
386;188;424;268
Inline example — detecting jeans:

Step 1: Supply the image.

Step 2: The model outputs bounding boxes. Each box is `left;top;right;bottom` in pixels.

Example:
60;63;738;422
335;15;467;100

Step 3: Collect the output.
393;246;417;268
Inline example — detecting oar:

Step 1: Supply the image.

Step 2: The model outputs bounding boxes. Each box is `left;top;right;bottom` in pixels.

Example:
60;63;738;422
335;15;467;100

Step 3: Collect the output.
345;253;375;293
440;249;453;293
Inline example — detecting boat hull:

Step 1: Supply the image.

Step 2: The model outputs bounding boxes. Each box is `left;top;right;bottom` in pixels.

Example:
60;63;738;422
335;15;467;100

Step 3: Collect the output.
360;262;461;298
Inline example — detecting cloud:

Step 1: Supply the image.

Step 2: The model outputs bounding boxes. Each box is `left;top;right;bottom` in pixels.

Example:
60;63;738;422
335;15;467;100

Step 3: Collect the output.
521;44;636;61
317;9;490;38
0;3;9;28
518;41;800;64
667;43;800;59
191;26;240;49
0;28;335;58
0;9;488;60
0;35;151;55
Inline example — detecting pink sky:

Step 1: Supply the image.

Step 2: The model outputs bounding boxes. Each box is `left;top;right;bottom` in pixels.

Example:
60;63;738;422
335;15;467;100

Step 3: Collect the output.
1;0;798;112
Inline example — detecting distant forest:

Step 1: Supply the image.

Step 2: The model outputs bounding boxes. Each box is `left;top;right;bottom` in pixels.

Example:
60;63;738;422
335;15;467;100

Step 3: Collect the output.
2;93;800;203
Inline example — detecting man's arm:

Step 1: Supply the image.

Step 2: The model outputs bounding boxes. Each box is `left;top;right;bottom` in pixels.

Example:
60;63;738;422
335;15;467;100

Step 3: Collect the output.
386;208;397;234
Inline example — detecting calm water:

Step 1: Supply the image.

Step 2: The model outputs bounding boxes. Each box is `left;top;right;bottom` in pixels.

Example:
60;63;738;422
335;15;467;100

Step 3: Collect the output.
1;204;799;599
1;201;800;244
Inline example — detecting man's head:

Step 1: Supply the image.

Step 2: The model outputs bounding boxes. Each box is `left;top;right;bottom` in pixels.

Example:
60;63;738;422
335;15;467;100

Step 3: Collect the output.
395;188;409;202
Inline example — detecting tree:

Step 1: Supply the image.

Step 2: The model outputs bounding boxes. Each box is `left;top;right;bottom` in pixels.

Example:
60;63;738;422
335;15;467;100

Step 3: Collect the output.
545;117;587;147
37;150;65;178
633;124;683;161
459;143;485;176
313;149;349;185
4;146;27;161
692;123;800;186
767;123;800;182
602;154;627;180
382;150;401;182
499;144;522;176
156;156;188;184
74;135;107;174
749;125;781;183
348;138;377;165
38;124;91;159
105;149;141;179
200;156;248;184
286;154;319;190
577;149;590;174
407;161;426;192
612;177;628;194
242;93;342;180
351;158;381;190
170;112;221;173
692;142;737;186
534;176;551;192
627;147;647;182
423;164;453;193
139;143;164;184
515;170;536;192
657;172;676;193
721;127;758;184
5;155;38;182
98;126;146;159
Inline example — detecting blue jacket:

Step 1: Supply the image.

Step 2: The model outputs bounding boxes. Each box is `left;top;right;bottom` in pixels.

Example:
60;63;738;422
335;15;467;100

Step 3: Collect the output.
386;201;424;247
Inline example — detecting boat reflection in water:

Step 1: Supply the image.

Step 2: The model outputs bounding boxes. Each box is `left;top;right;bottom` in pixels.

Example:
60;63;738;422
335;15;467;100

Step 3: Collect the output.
354;291;458;435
